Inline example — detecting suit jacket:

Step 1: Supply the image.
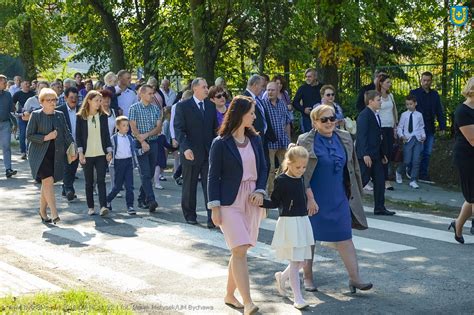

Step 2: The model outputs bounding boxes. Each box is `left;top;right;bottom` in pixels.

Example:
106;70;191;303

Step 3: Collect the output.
297;128;368;230
355;107;384;160
56;104;78;131
26;109;75;182
76;113;112;155
243;90;276;143
207;134;268;208
173;97;218;164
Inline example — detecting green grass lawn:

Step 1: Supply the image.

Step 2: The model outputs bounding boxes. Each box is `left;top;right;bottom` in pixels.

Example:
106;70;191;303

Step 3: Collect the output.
0;290;133;314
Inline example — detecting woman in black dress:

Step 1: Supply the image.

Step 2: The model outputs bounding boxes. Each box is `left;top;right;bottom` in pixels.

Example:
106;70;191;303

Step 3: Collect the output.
27;88;76;224
449;77;474;244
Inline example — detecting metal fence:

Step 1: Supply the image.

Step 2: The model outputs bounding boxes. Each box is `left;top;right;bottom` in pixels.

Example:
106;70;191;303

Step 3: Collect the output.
161;61;473;119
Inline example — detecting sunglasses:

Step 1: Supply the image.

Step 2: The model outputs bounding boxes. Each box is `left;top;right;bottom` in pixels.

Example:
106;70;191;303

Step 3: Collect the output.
319;116;337;123
214;93;225;99
325;93;335;97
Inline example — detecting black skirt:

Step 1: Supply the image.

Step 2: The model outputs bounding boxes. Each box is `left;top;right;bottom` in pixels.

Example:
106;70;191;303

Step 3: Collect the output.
37;140;55;180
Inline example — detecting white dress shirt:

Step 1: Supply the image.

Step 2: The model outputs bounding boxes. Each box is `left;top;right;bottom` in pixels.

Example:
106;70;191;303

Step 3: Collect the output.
170;103;177;139
193;95;204;111
117;87;138;118
66;104;77;141
160;88;177;107
9;85;20;96
397;110;426;142
115;133;133;159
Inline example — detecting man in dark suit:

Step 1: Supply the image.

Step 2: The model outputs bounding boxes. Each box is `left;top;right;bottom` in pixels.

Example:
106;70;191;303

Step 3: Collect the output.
243;74;276;174
57;87;80;201
355;70;385;113
174;78;218;228
356;90;395;216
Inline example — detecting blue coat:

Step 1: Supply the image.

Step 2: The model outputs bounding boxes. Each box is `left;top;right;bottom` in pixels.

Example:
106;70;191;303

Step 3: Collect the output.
207;134;267;207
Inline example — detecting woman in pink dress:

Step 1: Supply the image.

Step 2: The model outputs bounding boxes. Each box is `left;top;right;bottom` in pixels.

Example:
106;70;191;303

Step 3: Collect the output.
208;96;268;315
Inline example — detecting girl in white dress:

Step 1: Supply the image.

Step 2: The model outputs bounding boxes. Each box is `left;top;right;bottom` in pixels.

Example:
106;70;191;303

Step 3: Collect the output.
261;144;317;309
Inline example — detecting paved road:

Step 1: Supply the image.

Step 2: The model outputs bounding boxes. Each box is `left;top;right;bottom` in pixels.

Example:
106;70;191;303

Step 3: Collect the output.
1;154;473;314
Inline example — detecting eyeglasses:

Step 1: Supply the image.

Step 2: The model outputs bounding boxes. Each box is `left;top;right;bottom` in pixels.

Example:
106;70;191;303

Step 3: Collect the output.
44;98;58;103
214;93;225;99
325;93;335;97
319;116;337;123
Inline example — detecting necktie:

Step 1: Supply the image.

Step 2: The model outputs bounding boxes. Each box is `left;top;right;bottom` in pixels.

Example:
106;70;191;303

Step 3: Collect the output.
198;101;205;117
376;113;381;127
408;112;413;133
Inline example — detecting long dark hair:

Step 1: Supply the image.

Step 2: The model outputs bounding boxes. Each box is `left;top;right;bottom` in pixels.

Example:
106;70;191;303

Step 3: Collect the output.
218;96;258;138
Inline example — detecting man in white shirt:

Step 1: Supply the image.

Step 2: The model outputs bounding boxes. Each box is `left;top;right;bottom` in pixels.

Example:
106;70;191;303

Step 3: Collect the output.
160;79;177;107
9;76;21;96
117;70;138;117
396;94;426;189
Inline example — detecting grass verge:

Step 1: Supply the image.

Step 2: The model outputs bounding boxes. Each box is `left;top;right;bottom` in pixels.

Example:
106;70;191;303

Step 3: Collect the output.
0;290;133;314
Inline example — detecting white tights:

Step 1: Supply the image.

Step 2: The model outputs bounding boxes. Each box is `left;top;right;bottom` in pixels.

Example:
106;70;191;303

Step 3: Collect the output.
280;261;305;304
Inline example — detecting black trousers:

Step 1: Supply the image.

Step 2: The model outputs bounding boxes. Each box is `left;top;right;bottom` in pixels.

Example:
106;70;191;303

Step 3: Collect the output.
359;157;386;212
381;127;394;180
181;159;211;223
63;158;79;194
83;155;107;209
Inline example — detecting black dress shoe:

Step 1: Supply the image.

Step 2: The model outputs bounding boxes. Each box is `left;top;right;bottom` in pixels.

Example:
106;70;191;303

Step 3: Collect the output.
149;201;158;213
138;200;148;209
66;191;75;201
374;209;396;216
207;221;216;229
186;219;198;225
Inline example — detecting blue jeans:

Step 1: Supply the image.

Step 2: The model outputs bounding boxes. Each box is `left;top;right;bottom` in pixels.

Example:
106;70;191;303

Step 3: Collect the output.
17;117;27;154
107;158;134;207
0;121;12;171
397;138;423;181
419;132;434;179
137;140;157;204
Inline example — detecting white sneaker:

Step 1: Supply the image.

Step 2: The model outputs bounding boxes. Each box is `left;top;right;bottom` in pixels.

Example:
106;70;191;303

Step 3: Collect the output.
100;207;109;216
154;183;164;190
363;183;373;191
395;171;403;184
409;181;419;189
88;208;96;216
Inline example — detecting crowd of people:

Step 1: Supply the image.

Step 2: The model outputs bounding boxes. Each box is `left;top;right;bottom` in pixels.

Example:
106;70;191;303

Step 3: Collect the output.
0;68;473;313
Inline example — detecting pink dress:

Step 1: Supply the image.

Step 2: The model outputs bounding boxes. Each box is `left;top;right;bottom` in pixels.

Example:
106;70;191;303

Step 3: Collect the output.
220;140;265;249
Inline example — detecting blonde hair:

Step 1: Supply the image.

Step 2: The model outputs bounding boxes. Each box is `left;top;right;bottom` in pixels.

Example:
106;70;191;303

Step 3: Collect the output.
310;104;335;123
115;115;129;127
281;144;309;173
462;77;474;98
38;88;57;103
104;72;117;86
77;90;106;119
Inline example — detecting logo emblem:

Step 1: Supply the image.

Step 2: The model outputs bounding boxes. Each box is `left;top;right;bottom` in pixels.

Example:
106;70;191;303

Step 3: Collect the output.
450;6;468;27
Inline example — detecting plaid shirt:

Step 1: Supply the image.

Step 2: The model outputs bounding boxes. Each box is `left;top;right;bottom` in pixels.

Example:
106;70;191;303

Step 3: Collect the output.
129;102;161;141
262;97;291;150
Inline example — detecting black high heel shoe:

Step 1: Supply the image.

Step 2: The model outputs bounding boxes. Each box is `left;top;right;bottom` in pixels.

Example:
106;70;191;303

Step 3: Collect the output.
349;280;373;294
448;220;464;244
52;216;60;225
39;212;52;223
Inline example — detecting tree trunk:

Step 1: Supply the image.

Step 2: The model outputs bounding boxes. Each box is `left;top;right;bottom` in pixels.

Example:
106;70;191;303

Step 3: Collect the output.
258;0;270;74
141;0;160;76
441;0;449;98
18;18;36;80
318;0;341;89
190;0;214;82
87;0;126;72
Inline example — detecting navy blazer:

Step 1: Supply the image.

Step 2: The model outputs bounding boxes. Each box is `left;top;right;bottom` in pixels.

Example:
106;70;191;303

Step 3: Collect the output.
56;104;78;131
207;134;268;207
75;113;112;155
355;107;384;160
242;90;276;143
174;97;218;164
